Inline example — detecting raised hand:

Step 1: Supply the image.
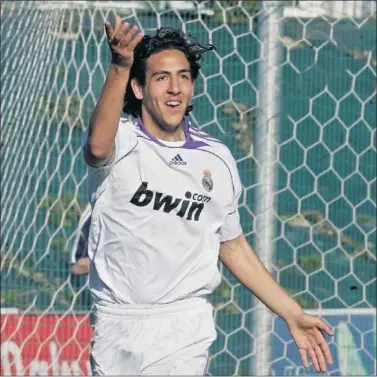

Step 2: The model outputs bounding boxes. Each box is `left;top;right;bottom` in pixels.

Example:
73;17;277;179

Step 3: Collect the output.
286;312;334;373
105;16;143;68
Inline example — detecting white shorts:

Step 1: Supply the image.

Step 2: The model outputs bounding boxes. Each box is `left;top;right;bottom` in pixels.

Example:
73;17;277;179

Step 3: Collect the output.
90;297;217;375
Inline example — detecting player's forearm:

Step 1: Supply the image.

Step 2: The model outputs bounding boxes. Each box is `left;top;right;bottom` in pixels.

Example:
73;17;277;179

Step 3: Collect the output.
86;64;130;161
219;234;303;322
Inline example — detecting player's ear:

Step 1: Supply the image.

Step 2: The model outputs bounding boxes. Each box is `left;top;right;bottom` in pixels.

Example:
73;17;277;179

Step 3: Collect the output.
130;78;143;100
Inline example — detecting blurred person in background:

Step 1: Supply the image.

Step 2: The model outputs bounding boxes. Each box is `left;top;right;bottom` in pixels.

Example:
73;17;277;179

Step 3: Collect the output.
70;204;92;310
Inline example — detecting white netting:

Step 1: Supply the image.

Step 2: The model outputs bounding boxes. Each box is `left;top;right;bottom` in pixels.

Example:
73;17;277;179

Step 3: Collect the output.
1;1;376;375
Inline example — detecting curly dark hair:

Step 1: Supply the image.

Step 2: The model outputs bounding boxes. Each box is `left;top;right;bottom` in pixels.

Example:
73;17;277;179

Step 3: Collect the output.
123;27;216;117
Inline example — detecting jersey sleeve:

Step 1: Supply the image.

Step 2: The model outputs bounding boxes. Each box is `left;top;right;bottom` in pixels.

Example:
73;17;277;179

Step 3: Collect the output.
82;118;136;170
82;119;137;203
218;157;243;243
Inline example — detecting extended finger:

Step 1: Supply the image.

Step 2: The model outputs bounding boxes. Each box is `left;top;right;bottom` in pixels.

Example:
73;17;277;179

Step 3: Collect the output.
314;345;327;372
119;21;131;34
105;16;124;43
121;25;139;45
114;23;131;47
113;16;122;35
299;349;309;369
313;327;334;365
316;318;334;337
104;20;114;40
309;348;320;372
318;335;333;365
128;32;144;50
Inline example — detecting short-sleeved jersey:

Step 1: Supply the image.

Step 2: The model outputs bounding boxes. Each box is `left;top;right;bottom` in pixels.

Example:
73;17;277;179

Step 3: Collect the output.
84;117;243;305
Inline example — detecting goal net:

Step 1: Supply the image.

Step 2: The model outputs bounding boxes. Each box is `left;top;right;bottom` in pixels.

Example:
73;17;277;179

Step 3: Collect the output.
1;1;376;375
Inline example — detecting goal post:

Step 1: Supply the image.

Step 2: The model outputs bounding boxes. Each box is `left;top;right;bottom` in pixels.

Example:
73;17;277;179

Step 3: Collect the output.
1;1;376;375
253;1;283;375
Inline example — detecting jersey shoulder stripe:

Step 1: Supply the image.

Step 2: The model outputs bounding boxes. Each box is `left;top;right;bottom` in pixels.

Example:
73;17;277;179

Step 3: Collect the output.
189;126;234;161
189;126;223;144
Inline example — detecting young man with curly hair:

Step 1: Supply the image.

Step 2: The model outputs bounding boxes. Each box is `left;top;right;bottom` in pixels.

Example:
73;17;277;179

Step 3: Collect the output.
83;17;333;376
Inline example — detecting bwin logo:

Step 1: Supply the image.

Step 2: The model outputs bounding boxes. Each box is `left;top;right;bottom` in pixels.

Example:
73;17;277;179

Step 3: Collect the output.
130;182;211;221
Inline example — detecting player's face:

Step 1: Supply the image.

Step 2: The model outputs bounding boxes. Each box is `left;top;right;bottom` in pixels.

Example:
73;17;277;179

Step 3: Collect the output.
140;49;194;134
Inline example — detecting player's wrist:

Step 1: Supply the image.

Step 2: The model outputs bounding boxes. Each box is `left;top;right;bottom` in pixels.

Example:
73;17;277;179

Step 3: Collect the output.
282;302;304;324
108;63;131;77
110;54;133;69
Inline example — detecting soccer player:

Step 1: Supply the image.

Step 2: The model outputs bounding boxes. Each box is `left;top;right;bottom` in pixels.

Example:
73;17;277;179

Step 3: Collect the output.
83;17;334;375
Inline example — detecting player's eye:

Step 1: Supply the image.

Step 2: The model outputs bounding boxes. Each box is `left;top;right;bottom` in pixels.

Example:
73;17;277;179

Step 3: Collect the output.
157;75;167;81
180;74;189;80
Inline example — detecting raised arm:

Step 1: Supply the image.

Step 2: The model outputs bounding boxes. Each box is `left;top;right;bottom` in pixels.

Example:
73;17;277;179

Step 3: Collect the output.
84;17;143;166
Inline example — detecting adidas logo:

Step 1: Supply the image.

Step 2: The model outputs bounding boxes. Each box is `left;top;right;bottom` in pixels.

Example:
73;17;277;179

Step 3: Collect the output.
169;154;187;166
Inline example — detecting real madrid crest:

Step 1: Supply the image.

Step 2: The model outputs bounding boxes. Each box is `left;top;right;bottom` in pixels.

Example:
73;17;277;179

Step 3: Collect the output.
202;169;213;192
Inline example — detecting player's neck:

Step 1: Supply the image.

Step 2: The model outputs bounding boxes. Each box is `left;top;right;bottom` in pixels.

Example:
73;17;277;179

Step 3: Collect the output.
140;116;186;142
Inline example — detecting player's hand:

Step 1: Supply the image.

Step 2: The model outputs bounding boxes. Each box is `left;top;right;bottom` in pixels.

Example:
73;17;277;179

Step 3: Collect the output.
286;312;334;373
105;16;143;68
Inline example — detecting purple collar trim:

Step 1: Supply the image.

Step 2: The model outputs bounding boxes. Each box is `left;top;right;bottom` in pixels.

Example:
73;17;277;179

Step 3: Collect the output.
136;116;209;149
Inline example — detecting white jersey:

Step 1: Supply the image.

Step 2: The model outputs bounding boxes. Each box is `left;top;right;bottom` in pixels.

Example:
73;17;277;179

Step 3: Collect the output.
84;117;243;305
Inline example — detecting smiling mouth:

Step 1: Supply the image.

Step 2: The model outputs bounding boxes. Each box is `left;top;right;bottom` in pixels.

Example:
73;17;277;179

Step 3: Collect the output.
165;100;182;109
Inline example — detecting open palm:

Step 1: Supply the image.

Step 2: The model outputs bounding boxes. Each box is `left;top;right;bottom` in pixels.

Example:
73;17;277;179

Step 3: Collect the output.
105;16;143;68
287;312;334;373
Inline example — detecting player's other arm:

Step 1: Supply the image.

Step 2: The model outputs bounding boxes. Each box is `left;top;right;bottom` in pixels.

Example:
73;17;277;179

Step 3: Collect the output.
85;17;143;166
220;234;303;320
219;234;334;373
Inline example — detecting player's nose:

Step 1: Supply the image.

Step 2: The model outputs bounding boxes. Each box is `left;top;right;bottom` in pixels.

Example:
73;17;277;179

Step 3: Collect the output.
167;77;181;95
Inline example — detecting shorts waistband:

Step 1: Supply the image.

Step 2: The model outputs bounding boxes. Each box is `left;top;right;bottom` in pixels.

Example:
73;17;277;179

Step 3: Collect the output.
93;297;212;319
